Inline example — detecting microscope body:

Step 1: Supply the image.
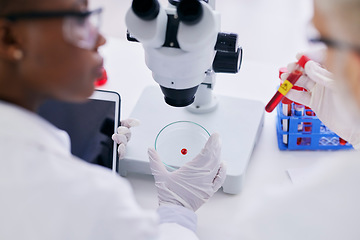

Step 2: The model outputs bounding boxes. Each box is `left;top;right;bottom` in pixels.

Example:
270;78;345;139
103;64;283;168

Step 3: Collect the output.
122;1;264;195
126;0;241;108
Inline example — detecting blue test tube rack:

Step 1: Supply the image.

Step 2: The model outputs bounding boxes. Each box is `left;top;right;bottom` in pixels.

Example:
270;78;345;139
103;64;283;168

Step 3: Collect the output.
276;102;353;150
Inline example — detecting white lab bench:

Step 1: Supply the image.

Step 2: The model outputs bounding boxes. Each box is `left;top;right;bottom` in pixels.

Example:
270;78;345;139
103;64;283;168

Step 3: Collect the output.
94;0;360;239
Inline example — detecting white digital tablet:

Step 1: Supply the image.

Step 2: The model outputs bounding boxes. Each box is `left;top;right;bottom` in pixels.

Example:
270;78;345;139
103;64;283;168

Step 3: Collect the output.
38;90;121;173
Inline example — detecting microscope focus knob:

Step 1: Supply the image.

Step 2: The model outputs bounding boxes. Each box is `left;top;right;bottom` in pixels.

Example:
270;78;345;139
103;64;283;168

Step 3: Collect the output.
215;33;238;52
213;47;243;74
132;0;160;21
177;0;203;25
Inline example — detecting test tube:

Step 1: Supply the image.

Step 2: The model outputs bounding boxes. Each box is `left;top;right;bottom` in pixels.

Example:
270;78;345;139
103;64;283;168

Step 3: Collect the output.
265;55;311;113
339;138;348;146
279;68;292;117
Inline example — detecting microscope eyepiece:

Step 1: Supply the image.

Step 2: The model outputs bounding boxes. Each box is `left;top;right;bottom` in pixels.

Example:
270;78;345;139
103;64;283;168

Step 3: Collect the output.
160;86;199;107
132;0;160;21
177;0;203;25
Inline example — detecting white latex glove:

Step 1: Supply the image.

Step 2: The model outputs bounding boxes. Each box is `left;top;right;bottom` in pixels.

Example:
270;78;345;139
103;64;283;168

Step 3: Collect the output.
283;57;360;149
112;119;140;159
148;133;226;212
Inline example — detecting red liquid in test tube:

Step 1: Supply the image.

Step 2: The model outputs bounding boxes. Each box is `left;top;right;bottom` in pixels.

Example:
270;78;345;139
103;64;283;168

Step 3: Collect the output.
339;138;347;146
265;55;311;113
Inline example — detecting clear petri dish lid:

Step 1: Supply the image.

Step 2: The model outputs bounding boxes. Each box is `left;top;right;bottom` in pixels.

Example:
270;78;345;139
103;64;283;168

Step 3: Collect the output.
155;121;210;171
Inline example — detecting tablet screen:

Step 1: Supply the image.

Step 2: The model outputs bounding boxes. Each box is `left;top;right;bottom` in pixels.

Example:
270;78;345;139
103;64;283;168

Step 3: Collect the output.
38;91;120;171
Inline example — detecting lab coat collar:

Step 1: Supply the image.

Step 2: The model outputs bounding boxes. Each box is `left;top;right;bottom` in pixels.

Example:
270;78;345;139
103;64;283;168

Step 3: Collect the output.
0;100;71;155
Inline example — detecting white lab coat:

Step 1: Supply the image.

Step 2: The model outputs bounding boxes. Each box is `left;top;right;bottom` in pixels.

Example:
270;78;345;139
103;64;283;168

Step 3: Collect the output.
0;101;198;240
229;152;360;240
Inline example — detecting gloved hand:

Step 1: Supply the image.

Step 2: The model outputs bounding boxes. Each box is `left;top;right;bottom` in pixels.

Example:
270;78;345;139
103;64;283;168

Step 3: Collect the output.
112;118;140;159
283;55;360;149
148;133;226;212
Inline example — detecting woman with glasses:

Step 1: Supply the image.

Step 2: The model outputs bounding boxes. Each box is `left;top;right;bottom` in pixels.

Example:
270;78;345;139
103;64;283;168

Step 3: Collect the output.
234;0;360;239
0;0;225;239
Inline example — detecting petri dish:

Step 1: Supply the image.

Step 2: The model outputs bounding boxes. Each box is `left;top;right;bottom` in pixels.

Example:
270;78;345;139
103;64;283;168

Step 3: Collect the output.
155;121;210;170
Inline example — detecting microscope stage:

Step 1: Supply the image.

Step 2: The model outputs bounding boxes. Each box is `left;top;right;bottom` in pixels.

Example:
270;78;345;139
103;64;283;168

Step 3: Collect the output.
120;86;264;194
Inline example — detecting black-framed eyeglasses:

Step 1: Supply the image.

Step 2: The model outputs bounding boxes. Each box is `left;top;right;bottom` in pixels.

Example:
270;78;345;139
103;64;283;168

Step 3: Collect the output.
309;37;360;54
1;8;102;21
0;8;103;50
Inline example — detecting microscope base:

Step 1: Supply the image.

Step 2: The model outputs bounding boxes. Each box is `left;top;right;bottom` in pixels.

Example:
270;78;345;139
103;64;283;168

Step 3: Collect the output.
120;86;264;194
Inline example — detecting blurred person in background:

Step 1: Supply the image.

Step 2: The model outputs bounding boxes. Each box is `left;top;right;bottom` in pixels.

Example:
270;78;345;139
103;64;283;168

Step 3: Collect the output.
235;0;360;239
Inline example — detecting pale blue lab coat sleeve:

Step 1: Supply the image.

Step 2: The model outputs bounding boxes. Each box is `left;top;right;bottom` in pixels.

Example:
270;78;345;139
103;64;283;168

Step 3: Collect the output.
157;205;197;233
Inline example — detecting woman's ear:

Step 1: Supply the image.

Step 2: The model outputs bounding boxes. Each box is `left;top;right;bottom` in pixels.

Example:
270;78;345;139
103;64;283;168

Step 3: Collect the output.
0;20;23;61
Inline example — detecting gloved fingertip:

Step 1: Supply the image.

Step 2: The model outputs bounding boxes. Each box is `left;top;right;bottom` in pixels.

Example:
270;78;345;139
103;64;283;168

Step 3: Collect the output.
121;118;141;128
111;133;117;142
148;148;167;174
207;133;220;146
211;132;220;139
304;60;328;75
147;147;157;157
118;144;126;159
117;126;131;135
304;59;317;69
280;72;290;81
286;62;297;72
113;134;128;145
187;133;221;168
148;148;161;163
204;133;221;154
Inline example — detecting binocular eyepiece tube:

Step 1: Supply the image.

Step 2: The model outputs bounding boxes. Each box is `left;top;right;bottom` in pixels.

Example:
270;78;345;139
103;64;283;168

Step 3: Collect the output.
132;0;160;21
132;0;203;25
128;0;239;108
177;0;204;25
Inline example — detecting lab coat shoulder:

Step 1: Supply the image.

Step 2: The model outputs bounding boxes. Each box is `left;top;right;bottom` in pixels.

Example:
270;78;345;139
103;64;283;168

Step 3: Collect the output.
0;137;160;240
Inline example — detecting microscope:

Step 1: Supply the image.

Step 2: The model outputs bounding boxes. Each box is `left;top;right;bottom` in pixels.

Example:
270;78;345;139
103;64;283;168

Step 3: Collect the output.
120;0;264;194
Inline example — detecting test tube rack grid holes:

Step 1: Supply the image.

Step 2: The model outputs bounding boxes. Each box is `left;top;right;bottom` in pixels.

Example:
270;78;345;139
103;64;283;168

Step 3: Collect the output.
276;102;353;151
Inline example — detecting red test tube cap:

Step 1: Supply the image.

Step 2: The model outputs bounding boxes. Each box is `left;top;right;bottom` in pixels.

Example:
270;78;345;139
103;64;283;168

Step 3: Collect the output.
297;55;311;69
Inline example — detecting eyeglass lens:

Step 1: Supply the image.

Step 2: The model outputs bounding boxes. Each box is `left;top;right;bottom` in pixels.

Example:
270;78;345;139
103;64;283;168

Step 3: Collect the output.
62;10;101;50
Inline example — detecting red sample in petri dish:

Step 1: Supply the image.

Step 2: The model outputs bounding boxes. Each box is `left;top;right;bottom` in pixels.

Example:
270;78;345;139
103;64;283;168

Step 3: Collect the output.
181;148;188;155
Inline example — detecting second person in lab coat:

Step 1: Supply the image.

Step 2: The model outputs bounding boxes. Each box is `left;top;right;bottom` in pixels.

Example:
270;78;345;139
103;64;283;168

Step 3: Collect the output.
233;0;360;239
